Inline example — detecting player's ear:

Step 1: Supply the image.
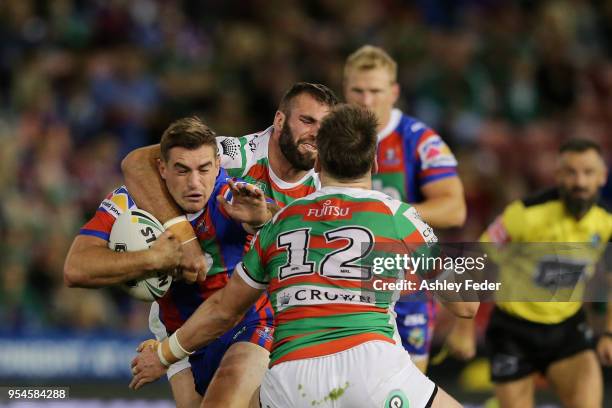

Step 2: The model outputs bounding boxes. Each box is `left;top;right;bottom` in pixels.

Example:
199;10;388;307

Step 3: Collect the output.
391;82;400;104
598;160;608;187
274;110;286;134
157;158;167;180
215;156;221;177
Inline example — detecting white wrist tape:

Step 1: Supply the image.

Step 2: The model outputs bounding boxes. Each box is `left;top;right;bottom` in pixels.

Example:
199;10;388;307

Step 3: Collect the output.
169;330;194;359
157;343;170;368
181;236;198;246
163;215;189;230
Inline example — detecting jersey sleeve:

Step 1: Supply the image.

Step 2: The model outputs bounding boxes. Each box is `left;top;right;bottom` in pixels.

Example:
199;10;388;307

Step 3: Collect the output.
480;200;525;244
414;128;458;186
235;227;270;290
394;203;440;277
79;186;133;241
217;135;258;178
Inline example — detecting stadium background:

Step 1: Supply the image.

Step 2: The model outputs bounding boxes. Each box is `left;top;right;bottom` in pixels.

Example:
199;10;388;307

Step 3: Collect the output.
0;0;610;406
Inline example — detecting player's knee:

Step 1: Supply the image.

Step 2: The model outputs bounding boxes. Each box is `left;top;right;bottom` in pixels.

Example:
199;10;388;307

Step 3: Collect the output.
559;380;602;408
561;392;601;408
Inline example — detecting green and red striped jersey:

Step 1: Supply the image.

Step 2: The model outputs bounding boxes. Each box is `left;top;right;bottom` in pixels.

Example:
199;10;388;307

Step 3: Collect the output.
216;128;319;207
236;186;438;366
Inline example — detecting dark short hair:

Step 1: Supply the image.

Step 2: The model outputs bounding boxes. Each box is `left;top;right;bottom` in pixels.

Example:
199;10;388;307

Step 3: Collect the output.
160;116;217;161
316;104;378;179
560;139;602;155
278;82;339;116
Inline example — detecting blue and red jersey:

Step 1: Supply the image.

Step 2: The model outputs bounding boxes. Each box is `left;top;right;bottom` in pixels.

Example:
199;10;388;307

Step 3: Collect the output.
373;108;458;203
80;168;274;340
373;109;458;357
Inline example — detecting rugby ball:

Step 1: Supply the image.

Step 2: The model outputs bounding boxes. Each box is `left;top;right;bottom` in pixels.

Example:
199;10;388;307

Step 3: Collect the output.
108;209;173;301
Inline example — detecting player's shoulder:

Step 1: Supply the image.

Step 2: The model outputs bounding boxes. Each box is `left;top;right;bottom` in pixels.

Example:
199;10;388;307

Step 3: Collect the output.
395;111;436;140
595;196;612;215
217;127;272;170
100;185;136;218
300;187;403;215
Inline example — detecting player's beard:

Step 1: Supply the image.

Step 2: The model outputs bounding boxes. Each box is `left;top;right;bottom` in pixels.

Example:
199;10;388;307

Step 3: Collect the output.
279;123;316;171
559;186;599;218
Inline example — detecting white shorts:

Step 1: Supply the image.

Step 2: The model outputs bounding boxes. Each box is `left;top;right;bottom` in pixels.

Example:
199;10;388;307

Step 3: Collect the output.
149;302;191;380
259;340;437;408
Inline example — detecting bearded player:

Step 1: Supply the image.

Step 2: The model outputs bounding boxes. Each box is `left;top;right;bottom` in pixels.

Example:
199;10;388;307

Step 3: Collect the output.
130;104;478;408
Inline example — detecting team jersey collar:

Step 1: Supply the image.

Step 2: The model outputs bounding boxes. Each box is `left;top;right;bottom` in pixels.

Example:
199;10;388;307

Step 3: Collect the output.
377;108;402;142
186;209;204;222
268;159;316;189
316;185;388;199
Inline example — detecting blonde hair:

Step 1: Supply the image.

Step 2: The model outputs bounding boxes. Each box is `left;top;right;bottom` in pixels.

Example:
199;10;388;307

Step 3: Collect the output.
344;45;398;82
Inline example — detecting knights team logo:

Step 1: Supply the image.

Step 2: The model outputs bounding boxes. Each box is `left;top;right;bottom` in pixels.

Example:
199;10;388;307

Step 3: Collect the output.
195;217;208;236
383;147;401;166
385;389;409;408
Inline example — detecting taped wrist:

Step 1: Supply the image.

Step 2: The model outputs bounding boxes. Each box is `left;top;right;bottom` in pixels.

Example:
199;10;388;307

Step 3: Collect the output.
157;329;195;367
163;216;196;245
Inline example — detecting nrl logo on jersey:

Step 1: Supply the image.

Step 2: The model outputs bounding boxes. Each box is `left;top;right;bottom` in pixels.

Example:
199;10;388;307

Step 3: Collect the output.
275;285;376;311
306;199;350;219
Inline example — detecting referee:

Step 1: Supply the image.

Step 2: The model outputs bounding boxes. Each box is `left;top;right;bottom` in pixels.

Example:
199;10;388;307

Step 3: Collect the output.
481;139;612;407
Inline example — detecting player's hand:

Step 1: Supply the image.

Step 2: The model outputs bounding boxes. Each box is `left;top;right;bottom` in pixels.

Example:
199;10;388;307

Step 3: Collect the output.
129;345;167;390
596;335;612;366
149;230;182;271
218;179;272;227
445;318;476;361
177;239;208;283
136;339;159;352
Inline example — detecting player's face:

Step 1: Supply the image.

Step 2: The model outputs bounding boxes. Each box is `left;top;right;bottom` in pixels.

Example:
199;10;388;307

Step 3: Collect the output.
557;149;607;217
159;145;220;214
344;67;399;130
279;93;331;171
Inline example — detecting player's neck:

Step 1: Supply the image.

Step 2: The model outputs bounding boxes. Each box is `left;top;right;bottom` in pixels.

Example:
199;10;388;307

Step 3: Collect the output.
319;172;372;190
376;110;393;133
268;131;310;182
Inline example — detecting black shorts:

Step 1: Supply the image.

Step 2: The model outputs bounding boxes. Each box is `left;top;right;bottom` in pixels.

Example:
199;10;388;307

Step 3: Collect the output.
485;307;594;383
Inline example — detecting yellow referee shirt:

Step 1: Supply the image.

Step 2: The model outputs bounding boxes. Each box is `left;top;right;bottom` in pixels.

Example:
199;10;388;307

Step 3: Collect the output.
481;188;612;324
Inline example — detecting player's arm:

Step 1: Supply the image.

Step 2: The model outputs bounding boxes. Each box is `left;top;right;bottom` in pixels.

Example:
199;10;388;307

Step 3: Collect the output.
121;144;181;222
129;270;264;389
63;231;180;288
412;176;466;229
398;205;479;318
596;251;612;365
596;302;612;366
177;270;263;352
440;301;479;319
121;145;205;282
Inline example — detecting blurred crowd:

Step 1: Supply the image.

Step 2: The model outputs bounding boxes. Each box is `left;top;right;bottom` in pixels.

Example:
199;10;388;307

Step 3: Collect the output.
0;0;611;334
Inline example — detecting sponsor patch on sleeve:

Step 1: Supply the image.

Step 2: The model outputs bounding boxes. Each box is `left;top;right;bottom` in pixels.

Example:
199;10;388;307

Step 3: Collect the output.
217;136;243;168
100;192;128;219
417;134;458;170
486;216;511;246
403;207;438;246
